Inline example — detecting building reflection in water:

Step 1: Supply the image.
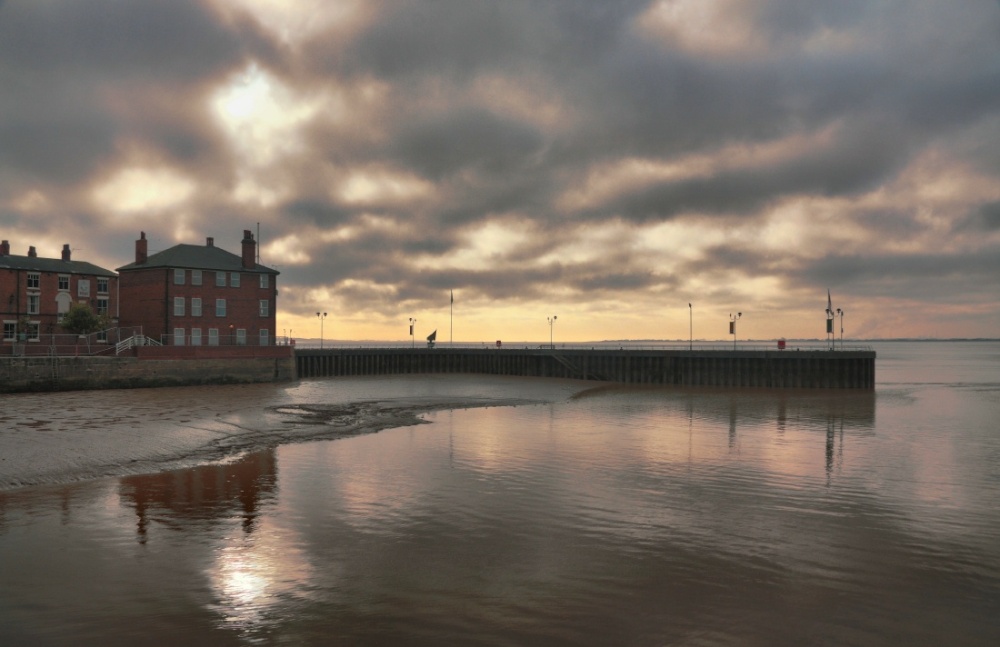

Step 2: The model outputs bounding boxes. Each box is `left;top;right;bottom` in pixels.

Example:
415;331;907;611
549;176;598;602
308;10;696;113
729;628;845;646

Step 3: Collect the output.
118;450;278;544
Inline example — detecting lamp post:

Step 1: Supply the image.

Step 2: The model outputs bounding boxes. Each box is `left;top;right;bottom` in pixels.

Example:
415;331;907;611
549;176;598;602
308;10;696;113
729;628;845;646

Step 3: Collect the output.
316;312;327;349
729;312;742;350
409;317;417;349
547;315;557;349
836;308;844;350
688;303;692;351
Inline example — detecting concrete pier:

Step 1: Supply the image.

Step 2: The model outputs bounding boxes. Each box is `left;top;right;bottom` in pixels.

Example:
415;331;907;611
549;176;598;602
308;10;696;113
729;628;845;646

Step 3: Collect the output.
295;348;875;389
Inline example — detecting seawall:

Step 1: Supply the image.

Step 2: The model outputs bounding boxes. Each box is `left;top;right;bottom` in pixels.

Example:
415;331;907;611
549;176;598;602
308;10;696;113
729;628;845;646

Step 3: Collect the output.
295;348;876;389
0;352;296;393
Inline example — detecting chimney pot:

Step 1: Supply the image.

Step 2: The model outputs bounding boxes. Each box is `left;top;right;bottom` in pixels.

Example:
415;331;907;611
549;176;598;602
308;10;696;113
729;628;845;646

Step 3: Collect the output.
0;240;9;256
207;237;214;247
28;246;37;258
62;244;71;261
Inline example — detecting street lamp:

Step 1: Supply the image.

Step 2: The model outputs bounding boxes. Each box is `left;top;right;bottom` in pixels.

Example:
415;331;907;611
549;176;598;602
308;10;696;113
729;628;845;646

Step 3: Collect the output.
547;315;557;349
688;303;692;351
316;312;327;349
836;308;844;350
409;317;417;349
729;312;742;350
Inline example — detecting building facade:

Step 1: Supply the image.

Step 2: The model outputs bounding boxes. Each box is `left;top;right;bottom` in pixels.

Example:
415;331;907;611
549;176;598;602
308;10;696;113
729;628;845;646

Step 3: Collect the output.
117;230;279;346
0;240;118;345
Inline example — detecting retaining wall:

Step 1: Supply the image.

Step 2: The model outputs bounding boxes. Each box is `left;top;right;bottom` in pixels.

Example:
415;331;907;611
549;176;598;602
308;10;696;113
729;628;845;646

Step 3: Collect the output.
295;348;875;389
0;353;296;393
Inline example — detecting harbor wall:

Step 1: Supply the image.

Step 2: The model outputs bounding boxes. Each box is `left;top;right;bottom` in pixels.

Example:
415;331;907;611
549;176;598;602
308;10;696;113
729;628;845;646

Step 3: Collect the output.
0;352;296;393
295;348;876;389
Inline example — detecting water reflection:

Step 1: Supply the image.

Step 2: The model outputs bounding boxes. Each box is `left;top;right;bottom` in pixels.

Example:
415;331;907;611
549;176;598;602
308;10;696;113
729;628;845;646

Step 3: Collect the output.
118;450;278;543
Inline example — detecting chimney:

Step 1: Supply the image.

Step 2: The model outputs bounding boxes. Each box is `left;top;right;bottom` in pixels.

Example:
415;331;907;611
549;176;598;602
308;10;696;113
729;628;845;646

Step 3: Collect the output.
135;231;148;264
0;240;9;256
206;237;214;247
241;230;256;269
28;246;37;258
62;244;71;261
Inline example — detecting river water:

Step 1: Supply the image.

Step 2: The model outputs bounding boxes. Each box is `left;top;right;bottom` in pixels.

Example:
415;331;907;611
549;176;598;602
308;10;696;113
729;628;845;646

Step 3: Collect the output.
1;342;998;646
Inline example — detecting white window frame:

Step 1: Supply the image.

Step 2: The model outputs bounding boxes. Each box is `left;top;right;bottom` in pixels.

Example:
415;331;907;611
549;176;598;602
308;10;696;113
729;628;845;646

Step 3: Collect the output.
173;328;185;346
208;328;219;346
97;297;109;316
191;328;202;346
259;329;269;347
26;321;40;341
192;270;202;286
216;299;226;317
58;275;70;291
259;274;269;289
191;297;202;317
231;272;240;288
236;328;246;345
216;272;226;287
173;297;185;317
174;269;185;285
97;278;109;294
27;272;39;289
259;299;269;317
27;294;40;315
3;321;16;341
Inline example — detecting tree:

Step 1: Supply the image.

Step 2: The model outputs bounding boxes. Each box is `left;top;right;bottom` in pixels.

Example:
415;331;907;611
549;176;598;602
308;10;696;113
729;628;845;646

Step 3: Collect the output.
60;303;109;335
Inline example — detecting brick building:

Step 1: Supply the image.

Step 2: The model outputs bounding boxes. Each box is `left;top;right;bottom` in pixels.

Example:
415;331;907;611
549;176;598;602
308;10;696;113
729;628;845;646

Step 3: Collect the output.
0;240;118;345
117;230;279;346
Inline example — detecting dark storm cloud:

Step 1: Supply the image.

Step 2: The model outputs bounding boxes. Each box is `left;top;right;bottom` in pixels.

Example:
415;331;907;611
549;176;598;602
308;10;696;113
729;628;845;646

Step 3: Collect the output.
0;0;269;186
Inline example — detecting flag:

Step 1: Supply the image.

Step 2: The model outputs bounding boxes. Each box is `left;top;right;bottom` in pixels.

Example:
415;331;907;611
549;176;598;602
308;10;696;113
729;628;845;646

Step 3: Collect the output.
427;329;437;342
827;289;832;315
409;324;413;335
450;289;453;304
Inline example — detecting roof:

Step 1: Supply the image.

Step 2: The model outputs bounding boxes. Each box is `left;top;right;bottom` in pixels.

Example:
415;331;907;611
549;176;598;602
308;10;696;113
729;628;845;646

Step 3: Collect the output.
116;243;278;274
0;254;117;277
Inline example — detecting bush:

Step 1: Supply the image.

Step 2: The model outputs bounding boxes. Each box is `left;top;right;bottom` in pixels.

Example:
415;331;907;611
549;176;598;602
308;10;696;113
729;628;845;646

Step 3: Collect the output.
60;303;109;335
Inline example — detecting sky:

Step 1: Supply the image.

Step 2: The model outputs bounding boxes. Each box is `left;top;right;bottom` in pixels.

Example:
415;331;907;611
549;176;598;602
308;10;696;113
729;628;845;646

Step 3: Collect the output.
1;0;999;343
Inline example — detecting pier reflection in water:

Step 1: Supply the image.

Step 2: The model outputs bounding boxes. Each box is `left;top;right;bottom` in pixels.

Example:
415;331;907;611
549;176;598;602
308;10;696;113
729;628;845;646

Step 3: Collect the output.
0;373;997;646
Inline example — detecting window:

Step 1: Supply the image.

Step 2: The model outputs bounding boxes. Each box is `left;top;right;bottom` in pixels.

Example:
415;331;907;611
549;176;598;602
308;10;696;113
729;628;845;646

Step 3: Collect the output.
27;294;39;315
208;328;219;346
260;274;269;289
191;298;202;317
236;328;246;345
58;275;70;291
174;328;185;346
78;279;90;297
97;298;109;316
27;272;39;289
174;269;185;285
97;278;109;293
216;272;226;287
231;272;240;288
216;299;226;317
259;299;269;317
3;322;15;341
259;329;269;347
191;328;202;346
174;297;185;317
192;270;202;286
26;322;39;341
97;329;108;343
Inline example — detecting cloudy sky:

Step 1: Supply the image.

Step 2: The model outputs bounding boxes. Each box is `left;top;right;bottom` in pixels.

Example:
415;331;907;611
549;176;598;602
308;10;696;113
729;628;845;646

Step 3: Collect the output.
2;0;999;342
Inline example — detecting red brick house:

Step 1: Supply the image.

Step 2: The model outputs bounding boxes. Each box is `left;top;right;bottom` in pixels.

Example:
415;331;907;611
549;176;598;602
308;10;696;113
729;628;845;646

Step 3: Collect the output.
117;230;279;346
0;240;118;345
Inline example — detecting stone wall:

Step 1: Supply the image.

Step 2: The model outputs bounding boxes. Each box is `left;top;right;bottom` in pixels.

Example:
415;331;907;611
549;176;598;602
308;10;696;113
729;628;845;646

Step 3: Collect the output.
0;354;296;393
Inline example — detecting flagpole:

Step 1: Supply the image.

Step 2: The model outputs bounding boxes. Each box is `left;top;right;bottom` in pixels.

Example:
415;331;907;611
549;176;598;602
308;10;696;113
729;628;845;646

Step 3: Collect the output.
450;290;454;346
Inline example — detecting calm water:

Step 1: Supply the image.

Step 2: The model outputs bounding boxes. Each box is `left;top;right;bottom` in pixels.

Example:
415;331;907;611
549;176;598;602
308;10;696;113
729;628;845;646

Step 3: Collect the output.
1;342;998;646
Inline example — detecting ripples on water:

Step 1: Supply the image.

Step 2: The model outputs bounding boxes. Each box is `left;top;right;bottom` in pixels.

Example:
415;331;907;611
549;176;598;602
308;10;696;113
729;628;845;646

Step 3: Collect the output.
1;343;999;645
